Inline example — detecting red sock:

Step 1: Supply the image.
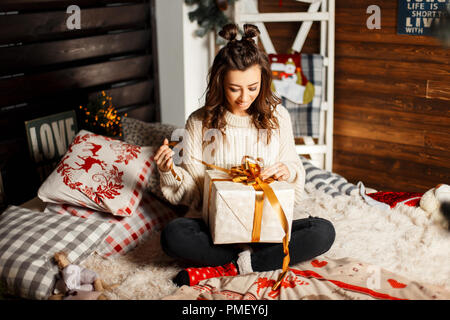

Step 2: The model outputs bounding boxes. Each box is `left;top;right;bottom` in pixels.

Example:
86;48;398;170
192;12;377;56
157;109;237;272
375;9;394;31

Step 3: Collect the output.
174;262;238;286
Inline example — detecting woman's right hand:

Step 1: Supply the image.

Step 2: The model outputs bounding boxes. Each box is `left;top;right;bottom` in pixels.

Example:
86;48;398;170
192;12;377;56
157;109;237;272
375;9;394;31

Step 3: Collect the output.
154;138;174;172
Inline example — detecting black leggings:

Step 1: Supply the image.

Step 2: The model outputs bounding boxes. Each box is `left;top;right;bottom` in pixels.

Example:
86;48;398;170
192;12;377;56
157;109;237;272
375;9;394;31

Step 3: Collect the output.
160;216;335;272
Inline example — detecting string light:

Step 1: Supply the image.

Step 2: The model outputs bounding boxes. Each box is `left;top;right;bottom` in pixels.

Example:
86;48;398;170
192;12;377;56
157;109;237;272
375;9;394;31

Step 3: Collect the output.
79;91;127;137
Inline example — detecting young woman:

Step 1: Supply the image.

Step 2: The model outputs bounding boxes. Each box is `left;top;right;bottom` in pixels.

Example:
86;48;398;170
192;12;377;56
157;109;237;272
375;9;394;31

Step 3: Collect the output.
154;24;335;287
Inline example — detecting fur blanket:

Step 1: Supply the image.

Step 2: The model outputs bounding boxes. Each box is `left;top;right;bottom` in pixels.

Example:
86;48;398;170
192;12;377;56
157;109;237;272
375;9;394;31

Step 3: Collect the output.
82;186;450;300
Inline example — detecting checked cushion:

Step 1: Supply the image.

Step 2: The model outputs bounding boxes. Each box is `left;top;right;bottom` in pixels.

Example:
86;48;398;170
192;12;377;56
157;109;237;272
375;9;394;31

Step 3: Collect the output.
44;192;178;257
0;206;113;299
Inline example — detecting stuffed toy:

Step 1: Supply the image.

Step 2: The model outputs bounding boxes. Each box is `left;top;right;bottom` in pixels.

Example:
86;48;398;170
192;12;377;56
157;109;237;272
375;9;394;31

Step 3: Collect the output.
48;251;114;300
420;184;450;230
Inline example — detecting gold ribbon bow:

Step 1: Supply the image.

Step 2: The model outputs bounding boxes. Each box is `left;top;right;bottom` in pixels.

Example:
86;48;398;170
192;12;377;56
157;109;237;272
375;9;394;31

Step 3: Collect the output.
198;156;291;291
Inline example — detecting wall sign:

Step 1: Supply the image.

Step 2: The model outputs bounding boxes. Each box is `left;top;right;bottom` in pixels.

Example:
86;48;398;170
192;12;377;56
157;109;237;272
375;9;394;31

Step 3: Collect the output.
397;0;448;36
25;110;78;182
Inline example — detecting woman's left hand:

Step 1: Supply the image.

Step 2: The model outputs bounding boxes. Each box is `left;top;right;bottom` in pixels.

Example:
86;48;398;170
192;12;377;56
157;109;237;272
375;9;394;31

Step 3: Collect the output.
260;162;290;181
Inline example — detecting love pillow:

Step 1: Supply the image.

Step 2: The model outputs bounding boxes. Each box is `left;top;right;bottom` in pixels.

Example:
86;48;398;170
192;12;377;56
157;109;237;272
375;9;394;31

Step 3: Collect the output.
38;130;156;217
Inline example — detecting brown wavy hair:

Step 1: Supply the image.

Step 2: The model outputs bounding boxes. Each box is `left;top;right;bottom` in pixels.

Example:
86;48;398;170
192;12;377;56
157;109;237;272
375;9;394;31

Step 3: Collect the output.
201;23;281;144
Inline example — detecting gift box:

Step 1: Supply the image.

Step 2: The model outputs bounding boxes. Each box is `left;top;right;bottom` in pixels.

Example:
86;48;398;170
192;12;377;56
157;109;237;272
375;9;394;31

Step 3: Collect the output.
202;170;295;244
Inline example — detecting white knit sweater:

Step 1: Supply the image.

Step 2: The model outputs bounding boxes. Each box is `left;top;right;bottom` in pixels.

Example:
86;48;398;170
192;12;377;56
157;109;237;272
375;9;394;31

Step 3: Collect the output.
159;105;305;218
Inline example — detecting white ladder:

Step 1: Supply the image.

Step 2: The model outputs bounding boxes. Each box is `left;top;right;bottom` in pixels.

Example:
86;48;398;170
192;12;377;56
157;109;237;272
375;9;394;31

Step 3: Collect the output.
233;0;335;171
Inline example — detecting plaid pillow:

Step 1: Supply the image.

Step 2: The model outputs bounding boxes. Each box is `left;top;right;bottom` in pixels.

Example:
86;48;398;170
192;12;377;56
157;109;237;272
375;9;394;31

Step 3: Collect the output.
38;130;155;217
0;206;113;300
121;117;181;202
44;192;178;257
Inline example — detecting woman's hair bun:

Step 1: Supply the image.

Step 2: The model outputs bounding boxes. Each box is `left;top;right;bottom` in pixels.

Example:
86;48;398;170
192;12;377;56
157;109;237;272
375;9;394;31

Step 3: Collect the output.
242;24;260;39
218;24;238;42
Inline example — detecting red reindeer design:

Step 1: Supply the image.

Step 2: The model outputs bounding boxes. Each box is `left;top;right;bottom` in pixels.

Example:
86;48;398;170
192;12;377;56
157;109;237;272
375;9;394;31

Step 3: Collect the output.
75;155;107;173
254;274;309;299
82;142;102;157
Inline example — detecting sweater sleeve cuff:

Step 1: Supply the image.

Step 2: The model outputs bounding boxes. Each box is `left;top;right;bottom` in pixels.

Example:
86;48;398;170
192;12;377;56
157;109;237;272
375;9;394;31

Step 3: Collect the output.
281;161;297;183
159;167;182;187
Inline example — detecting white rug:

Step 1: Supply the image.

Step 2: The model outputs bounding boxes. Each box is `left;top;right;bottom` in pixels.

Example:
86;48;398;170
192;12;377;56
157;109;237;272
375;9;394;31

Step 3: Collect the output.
82;186;450;299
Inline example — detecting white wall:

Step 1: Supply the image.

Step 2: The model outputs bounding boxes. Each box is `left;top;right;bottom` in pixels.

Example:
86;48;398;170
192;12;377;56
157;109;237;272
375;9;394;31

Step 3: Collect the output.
155;0;210;127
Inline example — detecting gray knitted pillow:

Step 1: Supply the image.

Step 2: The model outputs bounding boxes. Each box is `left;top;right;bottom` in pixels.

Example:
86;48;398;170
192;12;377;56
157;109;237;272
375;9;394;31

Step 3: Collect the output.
300;156;358;197
122;116;180;147
121;117;181;202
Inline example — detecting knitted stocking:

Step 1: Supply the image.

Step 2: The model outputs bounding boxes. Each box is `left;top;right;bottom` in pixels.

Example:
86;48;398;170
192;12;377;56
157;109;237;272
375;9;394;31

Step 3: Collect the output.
173;262;239;287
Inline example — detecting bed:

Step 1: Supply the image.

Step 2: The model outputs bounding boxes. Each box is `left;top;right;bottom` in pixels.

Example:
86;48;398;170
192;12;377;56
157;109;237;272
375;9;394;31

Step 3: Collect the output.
1;1;448;300
4;117;448;300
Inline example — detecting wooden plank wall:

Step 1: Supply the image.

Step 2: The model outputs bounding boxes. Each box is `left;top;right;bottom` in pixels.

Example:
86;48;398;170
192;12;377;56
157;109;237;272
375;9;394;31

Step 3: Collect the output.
0;0;160;205
258;0;449;192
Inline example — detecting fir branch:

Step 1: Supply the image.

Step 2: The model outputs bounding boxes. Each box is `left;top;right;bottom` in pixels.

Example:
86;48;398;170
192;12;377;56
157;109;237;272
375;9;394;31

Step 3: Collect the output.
185;0;239;38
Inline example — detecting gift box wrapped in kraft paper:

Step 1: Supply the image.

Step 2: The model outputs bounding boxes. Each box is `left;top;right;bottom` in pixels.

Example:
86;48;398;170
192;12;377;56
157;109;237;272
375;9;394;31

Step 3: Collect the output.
202;169;295;244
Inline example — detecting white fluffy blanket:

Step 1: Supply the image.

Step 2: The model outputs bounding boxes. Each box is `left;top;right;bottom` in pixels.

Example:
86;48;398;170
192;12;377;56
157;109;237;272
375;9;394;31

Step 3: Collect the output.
82;186;450;299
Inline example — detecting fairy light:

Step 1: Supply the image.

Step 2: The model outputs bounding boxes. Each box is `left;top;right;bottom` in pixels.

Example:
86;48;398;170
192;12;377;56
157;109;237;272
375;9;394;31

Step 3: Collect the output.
79;91;126;137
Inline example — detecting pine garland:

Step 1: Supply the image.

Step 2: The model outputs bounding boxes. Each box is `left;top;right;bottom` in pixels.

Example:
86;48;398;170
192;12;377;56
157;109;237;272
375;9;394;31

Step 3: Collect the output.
185;0;239;37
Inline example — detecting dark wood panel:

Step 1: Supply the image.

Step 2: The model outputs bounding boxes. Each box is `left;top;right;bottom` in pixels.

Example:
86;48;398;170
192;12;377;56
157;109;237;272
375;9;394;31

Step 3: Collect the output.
334;135;450;169
336;8;397;27
335;41;450;64
332;163;434;192
335;74;429;98
423;132;450;152
0;80;152;139
0;0;145;11
118;104;155;123
0;55;151;107
88;80;152;108
336;0;397;10
333;150;450;191
334;84;450;116
0;0;158;208
259;0;309;12
335;24;442;46
426;80;450;101
0;30;150;75
0;138;23;159
0;4;149;44
333;118;450;151
148;0;160;122
334;98;450;133
336;57;449;81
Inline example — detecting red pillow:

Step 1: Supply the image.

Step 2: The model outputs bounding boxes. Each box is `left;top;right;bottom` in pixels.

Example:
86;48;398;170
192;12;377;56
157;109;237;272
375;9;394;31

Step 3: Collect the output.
366;191;423;208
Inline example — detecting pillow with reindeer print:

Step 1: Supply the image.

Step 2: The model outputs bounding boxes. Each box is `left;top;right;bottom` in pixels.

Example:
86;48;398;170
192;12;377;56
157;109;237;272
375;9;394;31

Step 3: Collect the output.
38;130;156;217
